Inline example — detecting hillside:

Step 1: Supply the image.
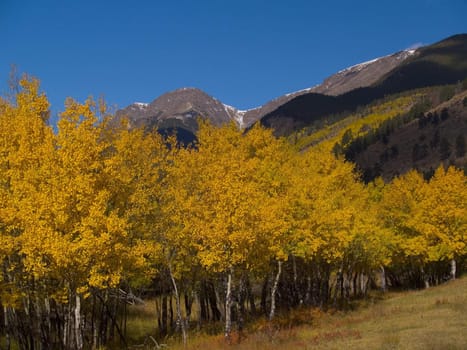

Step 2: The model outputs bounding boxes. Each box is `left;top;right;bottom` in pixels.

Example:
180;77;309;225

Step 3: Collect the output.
354;89;467;181
288;93;421;152
261;34;467;136
288;86;467;182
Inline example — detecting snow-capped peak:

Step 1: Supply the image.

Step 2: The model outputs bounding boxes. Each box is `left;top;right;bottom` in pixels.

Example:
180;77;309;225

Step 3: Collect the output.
134;102;149;109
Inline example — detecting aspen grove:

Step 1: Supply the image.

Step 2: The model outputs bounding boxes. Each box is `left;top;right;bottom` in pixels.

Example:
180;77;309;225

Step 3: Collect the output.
0;79;466;349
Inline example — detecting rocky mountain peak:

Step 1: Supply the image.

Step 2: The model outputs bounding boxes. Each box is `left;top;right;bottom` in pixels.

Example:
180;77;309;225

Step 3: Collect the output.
310;49;419;96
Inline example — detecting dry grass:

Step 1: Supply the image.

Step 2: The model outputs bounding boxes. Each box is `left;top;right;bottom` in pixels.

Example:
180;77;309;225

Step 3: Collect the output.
156;275;467;350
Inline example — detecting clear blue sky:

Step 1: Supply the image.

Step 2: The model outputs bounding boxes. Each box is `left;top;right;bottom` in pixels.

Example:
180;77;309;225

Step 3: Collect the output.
1;0;466;120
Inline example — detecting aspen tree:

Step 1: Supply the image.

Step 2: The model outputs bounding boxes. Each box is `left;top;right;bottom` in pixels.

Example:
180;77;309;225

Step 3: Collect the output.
419;166;467;280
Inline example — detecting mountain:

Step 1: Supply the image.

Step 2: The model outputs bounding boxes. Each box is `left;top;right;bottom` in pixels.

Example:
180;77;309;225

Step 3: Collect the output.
114;45;421;133
260;34;467;135
239;48;420;128
113;87;258;144
114;47;418;133
309;49;417;96
113;87;239;142
114;34;467;140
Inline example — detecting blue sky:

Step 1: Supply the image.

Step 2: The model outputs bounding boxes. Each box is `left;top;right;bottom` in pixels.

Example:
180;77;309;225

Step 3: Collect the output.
1;0;466;120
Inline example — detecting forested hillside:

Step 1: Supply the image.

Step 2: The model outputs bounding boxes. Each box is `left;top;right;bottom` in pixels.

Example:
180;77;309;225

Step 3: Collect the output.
0;78;466;349
289;82;467;182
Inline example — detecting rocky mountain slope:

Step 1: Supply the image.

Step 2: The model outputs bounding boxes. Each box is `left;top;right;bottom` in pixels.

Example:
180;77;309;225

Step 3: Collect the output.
115;45;424;133
261;34;467;135
309;49;417;96
114;87;234;130
114;34;466;141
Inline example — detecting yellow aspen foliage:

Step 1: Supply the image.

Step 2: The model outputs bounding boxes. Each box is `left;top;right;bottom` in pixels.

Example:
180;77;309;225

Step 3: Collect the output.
289;145;362;265
351;179;395;270
2;76;466;347
0;77;55;300
418;166;467;262
166;121;291;275
0;86;155;306
104;121;173;281
380;170;428;264
48;99;154;294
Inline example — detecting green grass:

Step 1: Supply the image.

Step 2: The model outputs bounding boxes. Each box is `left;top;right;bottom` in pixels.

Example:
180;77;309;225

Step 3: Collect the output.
151;275;467;350
124;298;161;345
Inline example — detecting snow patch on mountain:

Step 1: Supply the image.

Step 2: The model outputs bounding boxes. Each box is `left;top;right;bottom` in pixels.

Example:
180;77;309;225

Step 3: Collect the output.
285;85;319;97
223;103;245;128
133;102;149;109
337;49;417;75
338;57;383;74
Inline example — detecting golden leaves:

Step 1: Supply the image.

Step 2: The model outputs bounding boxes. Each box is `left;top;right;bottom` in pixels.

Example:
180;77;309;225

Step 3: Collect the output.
1;77;466;313
380;165;467;264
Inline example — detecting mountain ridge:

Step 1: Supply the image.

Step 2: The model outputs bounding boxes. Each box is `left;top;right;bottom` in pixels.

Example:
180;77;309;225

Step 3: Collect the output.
116;47;419;130
261;34;467;135
117;50;424;131
114;34;466;138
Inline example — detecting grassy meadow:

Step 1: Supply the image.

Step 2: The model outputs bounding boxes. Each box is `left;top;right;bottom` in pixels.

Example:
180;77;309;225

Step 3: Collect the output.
125;275;467;350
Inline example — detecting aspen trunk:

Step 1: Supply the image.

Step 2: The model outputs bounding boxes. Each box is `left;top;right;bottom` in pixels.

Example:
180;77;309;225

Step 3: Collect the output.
224;269;233;343
184;292;193;323
245;277;256;315
195;290;203;328
168;265;187;346
214;284;224;321
269;260;282;321
450;259;456;280
333;265;343;306
305;275;311;305
74;294;83;350
169;296;174;331
292;255;300;304
44;297;51;341
197;287;206;323
380;266;387;292
63;303;68;349
343;269;351;301
260;276;269;315
4;306;10;350
161;295;168;335
421;266;430;289
352;272;358;297
424;277;430;289
207;282;221;321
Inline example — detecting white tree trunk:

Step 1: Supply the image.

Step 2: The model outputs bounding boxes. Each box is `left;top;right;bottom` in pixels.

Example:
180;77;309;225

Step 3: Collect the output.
225;269;233;343
168;265;187;346
74;294;83;350
421;267;430;289
380;266;387;292
450;259;456;280
269;261;282;321
63;305;68;349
